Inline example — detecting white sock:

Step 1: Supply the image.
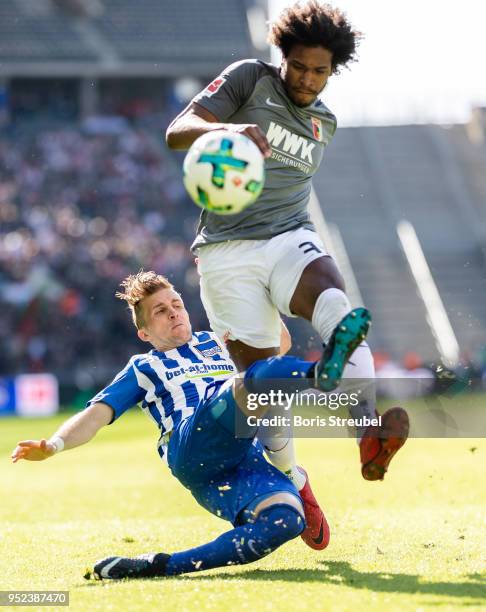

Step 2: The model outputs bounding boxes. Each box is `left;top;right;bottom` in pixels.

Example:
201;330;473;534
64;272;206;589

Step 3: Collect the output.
341;341;377;439
311;288;352;343
287;465;307;491
258;432;307;491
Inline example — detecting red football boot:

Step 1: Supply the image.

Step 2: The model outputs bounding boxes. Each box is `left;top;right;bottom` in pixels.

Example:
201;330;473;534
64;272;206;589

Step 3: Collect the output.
360;407;409;481
298;467;330;550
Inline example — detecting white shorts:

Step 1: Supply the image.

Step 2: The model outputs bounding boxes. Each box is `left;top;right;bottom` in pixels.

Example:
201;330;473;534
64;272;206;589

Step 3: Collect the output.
196;227;329;348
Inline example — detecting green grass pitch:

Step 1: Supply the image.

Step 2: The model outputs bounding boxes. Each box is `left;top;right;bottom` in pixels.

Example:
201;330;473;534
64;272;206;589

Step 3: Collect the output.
1;409;485;611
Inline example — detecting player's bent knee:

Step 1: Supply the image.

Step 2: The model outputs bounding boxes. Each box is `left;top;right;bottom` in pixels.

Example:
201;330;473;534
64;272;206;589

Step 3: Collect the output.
257;504;305;547
254;492;305;523
233;504;304;566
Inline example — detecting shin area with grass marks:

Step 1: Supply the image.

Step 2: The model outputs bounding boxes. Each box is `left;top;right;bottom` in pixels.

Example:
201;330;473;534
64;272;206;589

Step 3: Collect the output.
1;410;485;611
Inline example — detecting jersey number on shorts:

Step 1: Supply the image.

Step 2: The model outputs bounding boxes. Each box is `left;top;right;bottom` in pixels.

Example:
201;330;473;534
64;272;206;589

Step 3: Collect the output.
298;241;322;255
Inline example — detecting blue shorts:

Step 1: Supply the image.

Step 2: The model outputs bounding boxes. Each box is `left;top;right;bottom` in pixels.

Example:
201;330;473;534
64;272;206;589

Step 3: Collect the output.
166;383;300;526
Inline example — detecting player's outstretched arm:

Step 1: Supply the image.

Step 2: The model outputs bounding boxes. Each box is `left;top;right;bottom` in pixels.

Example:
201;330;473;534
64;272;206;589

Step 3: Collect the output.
11;402;113;463
166;103;271;157
166;103;225;150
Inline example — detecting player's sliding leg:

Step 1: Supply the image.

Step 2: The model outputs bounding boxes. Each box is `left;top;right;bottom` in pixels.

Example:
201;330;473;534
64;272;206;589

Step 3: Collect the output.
257;429;330;550
238;350;368;551
90;498;303;579
235;356;330;550
211;380;329;551
252;400;305;489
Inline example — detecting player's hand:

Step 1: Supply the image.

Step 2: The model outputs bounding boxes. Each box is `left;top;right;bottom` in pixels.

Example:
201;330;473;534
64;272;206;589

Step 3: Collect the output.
11;439;56;463
228;124;272;158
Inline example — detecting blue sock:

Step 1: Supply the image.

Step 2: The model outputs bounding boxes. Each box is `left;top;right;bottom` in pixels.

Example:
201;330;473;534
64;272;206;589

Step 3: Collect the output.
162;505;303;576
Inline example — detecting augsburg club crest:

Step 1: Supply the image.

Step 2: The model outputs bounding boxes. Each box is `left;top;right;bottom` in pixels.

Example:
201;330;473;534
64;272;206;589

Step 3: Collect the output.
311;117;323;141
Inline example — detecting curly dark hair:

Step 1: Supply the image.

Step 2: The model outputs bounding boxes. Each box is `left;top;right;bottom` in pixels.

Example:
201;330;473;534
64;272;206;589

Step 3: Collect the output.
268;1;362;73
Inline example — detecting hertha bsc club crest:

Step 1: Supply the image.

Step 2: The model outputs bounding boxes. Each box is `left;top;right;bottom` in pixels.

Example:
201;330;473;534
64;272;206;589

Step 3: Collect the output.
311;117;323;141
193;339;223;358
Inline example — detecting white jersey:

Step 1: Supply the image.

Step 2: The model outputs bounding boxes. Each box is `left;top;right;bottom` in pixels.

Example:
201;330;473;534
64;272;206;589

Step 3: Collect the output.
88;331;237;436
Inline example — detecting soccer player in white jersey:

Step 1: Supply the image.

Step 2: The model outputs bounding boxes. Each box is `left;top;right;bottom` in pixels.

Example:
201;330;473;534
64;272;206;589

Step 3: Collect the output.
166;0;410;545
11;271;371;578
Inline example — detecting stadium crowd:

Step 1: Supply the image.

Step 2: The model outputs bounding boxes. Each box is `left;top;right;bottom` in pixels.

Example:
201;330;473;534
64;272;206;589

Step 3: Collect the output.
0;121;206;389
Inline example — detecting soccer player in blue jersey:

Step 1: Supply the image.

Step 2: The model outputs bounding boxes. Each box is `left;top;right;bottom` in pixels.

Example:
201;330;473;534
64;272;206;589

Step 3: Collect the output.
166;0;410;545
11;270;369;578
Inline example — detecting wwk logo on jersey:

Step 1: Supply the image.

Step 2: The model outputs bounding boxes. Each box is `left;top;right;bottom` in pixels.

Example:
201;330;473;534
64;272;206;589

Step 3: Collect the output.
205;77;226;96
266;121;315;164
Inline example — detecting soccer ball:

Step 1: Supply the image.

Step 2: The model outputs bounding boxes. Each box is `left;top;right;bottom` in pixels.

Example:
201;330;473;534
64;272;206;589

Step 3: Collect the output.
182;130;265;215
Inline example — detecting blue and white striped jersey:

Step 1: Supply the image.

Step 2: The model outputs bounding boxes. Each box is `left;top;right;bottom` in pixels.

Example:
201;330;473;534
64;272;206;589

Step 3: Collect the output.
88;331;237;436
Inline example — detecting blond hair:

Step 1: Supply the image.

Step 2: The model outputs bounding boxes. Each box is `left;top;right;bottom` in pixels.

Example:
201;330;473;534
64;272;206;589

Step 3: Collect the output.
116;270;173;329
